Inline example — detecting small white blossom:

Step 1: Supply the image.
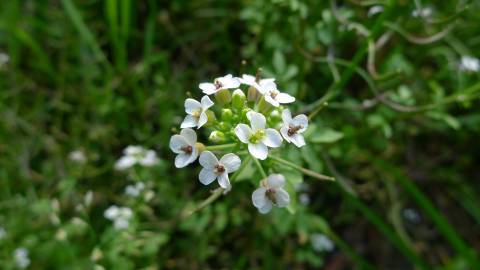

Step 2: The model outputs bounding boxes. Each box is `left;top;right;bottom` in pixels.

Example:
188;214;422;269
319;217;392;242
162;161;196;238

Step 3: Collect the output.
199;74;240;95
181;96;214;129
114;146;159;170
368;5;384;17
311;233;335;252
169;128;199;168
235;111;283;160
459;56;480;72
239;74;275;91
403;208;421;223
260;81;295;107
199;151;241;190
251;174;290;214
280;109;308;147
124;182;145;197
84;190;93;207
104;205;133;229
0;52;9;68
412;7;432;18
68;149;87;164
13;248;30;269
299;193;310;205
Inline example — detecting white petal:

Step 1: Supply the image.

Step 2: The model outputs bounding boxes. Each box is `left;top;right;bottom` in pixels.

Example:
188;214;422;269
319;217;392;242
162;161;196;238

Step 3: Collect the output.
201;95;214;109
125;145;143;156
104;206;119;219
219;74;240;88
247;111;266;131
199;83;217;95
180;128;197;145
259;201;273;214
199;168;217;185
220;153;241;172
267;174;285;188
139;151;158;166
291;134;306;147
217;173;231;189
280;125;291;143
114;156;136;170
274;188;290;207
264;95;280;107
181;115;198;128
292;114;308;132
199;151;218;168
235;124;252;143
282;109;293;123
252;187;267;208
260;78;275;84
276;93;295;104
240;74;256;85
185;98;202;114
197;112;208;128
263;129;282;148
175;153;193;168
248;142;268;160
260;80;277;92
169;135;188;153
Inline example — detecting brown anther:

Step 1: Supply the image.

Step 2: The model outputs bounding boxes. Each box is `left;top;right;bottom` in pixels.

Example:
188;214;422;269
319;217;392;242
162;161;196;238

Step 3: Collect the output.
181;145;193;154
287;124;303;136
265;189;277;204
214;80;223;89
214;164;225;174
270;91;278;99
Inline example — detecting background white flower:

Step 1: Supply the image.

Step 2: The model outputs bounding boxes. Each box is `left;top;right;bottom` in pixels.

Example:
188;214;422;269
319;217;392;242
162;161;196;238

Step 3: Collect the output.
14;247;30;269
0;227;6;239
181;95;214;129
169;128;199;168
260;81;295;107
251;174;290;214
68;149;87;164
280;109;308;147
199;74;240;95
114;145;158;170
125;182;146;197
459;56;480;72
235;111;282;160
199;151;241;189
310;233;335;252
104;205;133;229
239;74;275;90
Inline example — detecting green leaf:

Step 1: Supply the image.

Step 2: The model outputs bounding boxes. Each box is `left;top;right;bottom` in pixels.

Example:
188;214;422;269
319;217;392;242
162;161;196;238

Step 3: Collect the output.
310;128;344;143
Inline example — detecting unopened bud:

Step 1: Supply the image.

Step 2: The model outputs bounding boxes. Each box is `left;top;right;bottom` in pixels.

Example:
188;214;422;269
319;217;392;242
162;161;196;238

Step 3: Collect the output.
221;109;233;121
247;86;260;102
209;131;226;143
232;89;246;110
205;110;216;125
257;97;273;114
217;121;230;131
214;89;232;105
195;142;205;153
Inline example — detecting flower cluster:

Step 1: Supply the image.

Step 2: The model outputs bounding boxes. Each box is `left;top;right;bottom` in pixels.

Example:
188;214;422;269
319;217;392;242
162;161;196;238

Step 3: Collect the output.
169;73;309;213
104;205;133;229
13;247;30;269
114;145;158;171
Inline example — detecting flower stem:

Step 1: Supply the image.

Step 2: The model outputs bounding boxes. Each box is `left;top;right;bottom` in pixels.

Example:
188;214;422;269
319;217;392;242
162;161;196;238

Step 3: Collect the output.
205;143;237;151
253;157;267;179
269;155;335;182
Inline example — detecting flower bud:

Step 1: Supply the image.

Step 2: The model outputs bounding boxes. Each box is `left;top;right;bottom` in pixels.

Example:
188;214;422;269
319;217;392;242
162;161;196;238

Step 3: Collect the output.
217;121;230;131
209;131;226;143
205;110;216;125
221;108;233;121
214;89;232;106
195;142;205;153
232;89;246;110
258;97;273;114
247;86;260;102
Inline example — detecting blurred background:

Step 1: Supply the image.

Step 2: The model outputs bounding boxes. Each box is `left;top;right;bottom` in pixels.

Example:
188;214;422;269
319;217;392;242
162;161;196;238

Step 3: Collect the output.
1;0;479;269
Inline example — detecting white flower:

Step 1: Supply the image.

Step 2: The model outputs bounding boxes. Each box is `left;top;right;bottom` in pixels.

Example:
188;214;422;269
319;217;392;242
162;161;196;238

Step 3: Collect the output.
199;74;240;95
251;174;290;214
13;248;30;269
239;74;275;90
280;109;308;147
403;208;421;223
181;96;214;129
114;145;159;170
368;5;384;17
199;151;241;190
412;7;432;18
259;80;295;107
459;56;480;72
169;128;199;168
104;205;133;229
311;233;335;252
68;150;87;164
125;182;145;197
0;52;9;68
234;111;283;160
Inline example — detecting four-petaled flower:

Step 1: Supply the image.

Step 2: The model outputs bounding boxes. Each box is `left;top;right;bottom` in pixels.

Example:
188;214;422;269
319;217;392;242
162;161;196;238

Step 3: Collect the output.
260;81;295;107
239;74;275;91
234;111;282;160
199;151;241;190
280;109;308;147
252;174;290;214
169;128;199;168
114;145;158;170
199;74;241;95
181;96;214;129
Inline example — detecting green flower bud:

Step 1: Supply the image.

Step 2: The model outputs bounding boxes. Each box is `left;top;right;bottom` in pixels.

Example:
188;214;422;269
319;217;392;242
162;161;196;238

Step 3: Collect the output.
221;108;233;121
247;86;260;102
232;89;246;110
257;97;273;114
217;121;230;131
209;131;226;143
214;89;232;106
205;110;216;125
195;142;206;153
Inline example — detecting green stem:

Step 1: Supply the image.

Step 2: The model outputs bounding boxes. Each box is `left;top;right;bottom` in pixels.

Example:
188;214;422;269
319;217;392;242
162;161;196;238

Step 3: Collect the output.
253;157;267;178
205;143;237;151
269;156;335;181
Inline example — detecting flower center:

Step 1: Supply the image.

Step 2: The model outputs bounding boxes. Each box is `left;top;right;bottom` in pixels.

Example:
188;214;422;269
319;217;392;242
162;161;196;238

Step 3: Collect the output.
249;129;266;144
181;145;193;154
192;109;201;118
214;164;225;174
287;124;303;136
265;188;277;204
214;80;223;89
270;90;279;99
